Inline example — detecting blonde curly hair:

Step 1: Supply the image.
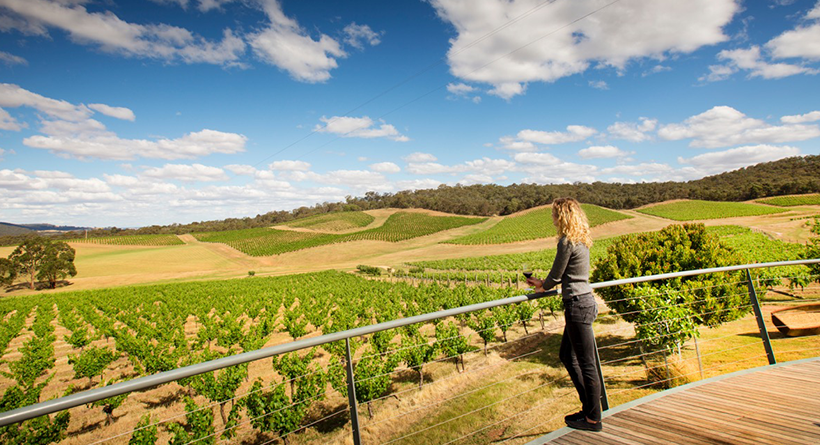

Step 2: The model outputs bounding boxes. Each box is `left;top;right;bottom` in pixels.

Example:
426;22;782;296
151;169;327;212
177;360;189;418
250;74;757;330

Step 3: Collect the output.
552;198;593;248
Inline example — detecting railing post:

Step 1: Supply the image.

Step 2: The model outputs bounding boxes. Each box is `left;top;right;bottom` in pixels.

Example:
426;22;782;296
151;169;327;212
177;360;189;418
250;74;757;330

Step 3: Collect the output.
745;269;776;365
593;336;609;411
345;338;363;445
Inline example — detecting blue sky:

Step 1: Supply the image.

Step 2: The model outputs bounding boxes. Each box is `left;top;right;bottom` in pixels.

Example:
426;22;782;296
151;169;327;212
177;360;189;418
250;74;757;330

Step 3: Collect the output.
0;0;819;227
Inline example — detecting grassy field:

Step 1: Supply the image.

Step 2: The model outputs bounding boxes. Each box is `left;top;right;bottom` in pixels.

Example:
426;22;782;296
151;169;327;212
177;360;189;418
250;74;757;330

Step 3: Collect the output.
756;193;820;207
281;211;375;232
637;199;789;221
445;204;631;245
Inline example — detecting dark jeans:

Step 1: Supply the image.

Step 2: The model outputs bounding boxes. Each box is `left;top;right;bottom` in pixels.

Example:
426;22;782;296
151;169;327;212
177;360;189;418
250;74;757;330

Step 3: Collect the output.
559;293;601;422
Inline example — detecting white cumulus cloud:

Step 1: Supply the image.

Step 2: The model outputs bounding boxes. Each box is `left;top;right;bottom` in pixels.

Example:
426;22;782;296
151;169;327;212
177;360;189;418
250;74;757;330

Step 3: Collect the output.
88;103;136;121
0;0;245;66
704;4;820;81
578;145;633;159
430;0;739;98
369;162;401;173
516;125;597;145
677;144;802;174
314;116;409;142
781;110;820;124
141;163;229;182
658;106;820;148
607;118;657;142
269;160;311;171
249;0;346;82
403;152;437;163
343;23;382;49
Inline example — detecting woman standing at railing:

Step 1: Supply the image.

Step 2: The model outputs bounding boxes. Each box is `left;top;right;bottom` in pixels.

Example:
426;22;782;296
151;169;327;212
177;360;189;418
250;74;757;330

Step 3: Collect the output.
527;197;602;432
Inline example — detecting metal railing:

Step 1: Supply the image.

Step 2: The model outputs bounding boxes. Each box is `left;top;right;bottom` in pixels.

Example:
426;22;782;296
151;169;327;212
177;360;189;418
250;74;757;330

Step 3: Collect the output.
0;258;818;444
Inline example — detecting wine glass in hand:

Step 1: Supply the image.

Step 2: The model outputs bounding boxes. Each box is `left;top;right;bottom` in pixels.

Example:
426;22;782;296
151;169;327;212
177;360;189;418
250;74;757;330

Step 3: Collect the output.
522;264;535;290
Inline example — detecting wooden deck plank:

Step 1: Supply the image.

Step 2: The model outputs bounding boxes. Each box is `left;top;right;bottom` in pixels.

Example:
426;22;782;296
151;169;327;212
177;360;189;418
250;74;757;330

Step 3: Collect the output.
546;359;820;445
670;392;820;441
694;385;820;421
638;400;778;445
685;386;809;416
673;390;820;431
603;415;709;445
650;398;800;445
628;405;749;445
617;409;727;444
594;422;670;445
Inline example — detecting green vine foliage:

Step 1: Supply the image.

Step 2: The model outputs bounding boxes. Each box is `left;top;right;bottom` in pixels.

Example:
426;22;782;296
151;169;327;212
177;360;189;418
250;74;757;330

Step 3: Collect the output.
128;415;158;445
167;397;215;445
400;330;438;388
492;305;518;342
0;383;70;445
68;347;118;383
245;380;303;444
353;352;399;418
187;358;248;427
435;321;473;372
64;326;91;350
592;224;750;354
468;310;497;355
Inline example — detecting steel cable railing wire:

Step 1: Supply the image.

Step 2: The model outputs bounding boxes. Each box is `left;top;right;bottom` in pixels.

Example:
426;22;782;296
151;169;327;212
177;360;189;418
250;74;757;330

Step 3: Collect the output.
184;387;334;445
595;304;755;339
259;406;350;445
596;277;753;307
595;316;758;353
91;364;329;445
351;314;545;384
499;403;577;444
382;371;570;445
351;312;543;364
353;326;547;390
362;349;546;428
606;342;764;381
605;353;770;398
600;331;743;366
597;290;751;320
443;387;577;445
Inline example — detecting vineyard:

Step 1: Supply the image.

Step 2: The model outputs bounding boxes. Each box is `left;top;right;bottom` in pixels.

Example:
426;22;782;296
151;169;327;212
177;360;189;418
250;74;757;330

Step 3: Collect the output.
193;212;486;256
0;220;817;444
756;193;820;207
0;271;543;444
636;199;789;221
66;234;184;246
281;211;375;232
397;226;808;285
445;204;630;245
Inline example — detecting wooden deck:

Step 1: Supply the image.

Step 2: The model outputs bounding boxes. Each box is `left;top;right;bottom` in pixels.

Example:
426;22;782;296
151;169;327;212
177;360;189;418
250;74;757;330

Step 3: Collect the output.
531;358;820;445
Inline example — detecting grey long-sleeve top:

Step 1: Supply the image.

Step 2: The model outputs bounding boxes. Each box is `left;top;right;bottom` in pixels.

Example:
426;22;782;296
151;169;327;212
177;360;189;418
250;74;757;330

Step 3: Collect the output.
543;236;593;299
